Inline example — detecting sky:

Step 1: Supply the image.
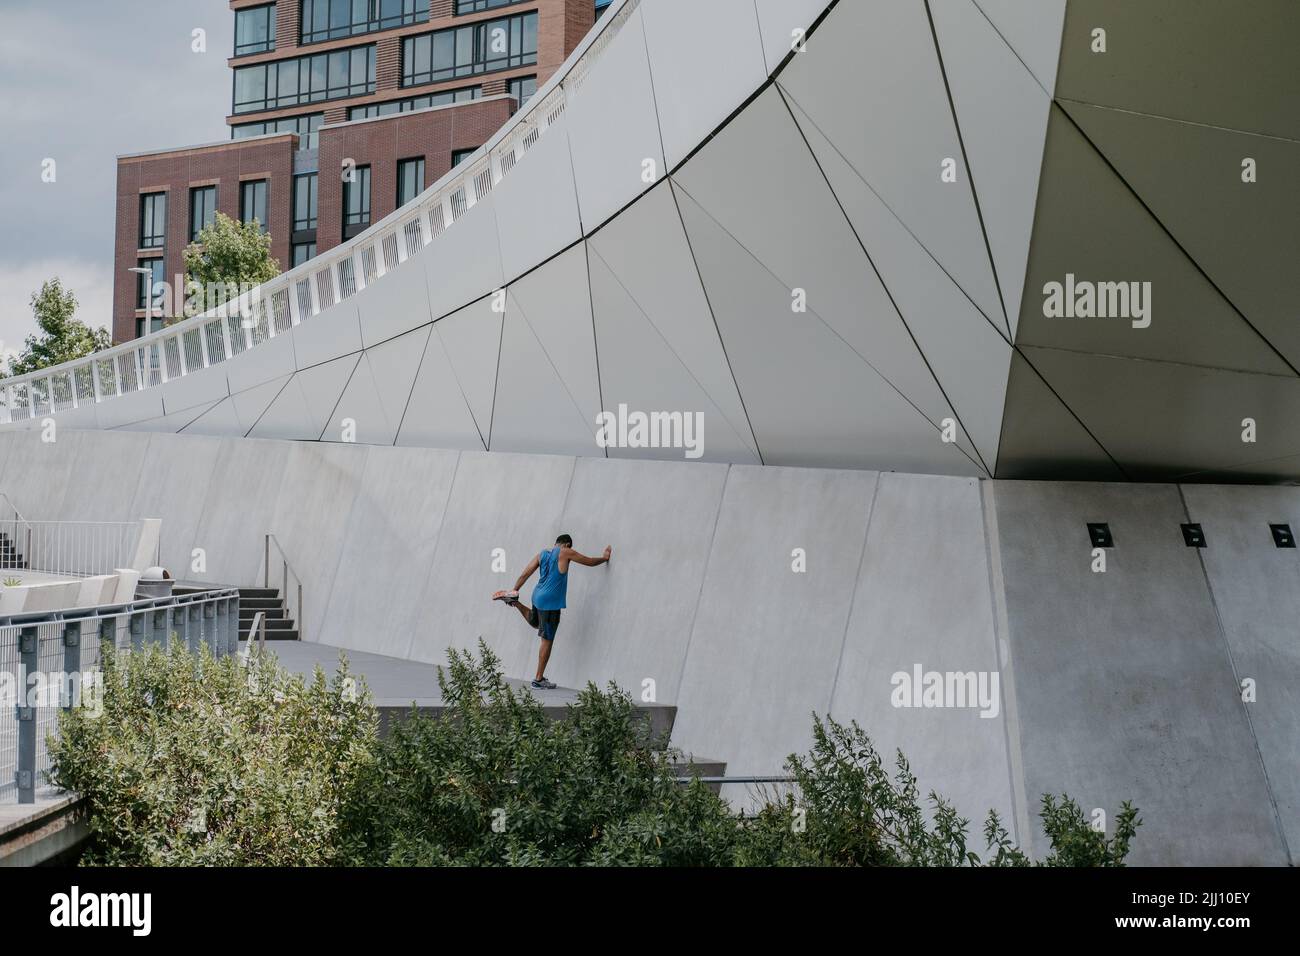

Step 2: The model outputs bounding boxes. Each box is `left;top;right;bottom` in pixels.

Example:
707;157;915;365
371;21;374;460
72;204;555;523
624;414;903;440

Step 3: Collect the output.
0;0;233;365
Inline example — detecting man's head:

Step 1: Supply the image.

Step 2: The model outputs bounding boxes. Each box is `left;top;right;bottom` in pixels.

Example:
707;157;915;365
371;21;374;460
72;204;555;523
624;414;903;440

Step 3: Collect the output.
556;534;573;548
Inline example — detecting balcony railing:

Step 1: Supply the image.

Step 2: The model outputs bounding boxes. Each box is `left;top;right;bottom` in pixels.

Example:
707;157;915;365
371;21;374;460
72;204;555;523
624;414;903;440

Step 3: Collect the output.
0;0;641;426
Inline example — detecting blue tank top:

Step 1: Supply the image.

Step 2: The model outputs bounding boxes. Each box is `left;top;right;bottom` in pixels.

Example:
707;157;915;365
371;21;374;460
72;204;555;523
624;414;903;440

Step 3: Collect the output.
531;546;568;610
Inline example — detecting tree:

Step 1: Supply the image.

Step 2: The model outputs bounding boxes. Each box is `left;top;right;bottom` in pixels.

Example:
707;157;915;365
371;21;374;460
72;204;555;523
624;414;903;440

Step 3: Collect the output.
182;211;281;316
0;278;110;378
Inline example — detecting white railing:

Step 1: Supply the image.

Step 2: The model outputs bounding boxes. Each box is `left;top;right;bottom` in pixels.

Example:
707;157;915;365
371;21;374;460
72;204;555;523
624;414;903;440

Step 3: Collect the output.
3;521;144;579
0;0;642;426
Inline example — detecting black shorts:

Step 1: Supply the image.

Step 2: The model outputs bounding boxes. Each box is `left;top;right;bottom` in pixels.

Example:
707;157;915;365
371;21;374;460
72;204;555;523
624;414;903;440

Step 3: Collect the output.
528;606;561;641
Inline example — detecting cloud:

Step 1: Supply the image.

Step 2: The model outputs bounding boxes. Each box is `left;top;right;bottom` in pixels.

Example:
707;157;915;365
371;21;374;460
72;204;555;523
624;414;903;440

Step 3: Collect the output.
0;259;114;368
0;1;232;275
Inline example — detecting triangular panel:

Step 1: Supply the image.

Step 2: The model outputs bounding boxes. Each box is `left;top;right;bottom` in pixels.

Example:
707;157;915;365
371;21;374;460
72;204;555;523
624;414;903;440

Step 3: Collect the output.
1018;109;1293;375
396;326;487;450
295;352;363;441
675;183;983;476
124;398;222;434
1065;100;1300;369
753;0;833;77
229;374;293;436
777;0;1004;326
588;246;759;464
589;182;757;459
505;245;602;427
362;324;433;441
326;354;391;445
972;0;1066;94
180;396;245;437
489;303;605;457
1023;345;1300;482
931;0;1053;334
248;374;317;441
674;87;984;468
994;351;1124;480
788;92;1012;470
435;296;504;442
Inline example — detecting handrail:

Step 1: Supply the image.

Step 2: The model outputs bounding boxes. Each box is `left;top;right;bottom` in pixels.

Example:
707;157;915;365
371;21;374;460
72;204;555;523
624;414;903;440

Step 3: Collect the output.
240;611;266;661
0;492;32;570
0;491;29;525
265;533;304;642
0;0;642;425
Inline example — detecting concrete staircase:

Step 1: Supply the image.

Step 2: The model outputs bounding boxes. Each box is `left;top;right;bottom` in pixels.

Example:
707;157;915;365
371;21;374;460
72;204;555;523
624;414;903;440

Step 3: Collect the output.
0;532;27;571
237;586;300;641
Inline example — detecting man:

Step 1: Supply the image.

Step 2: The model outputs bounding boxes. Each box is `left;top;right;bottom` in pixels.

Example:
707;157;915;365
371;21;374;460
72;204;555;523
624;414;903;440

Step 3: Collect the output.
493;534;611;689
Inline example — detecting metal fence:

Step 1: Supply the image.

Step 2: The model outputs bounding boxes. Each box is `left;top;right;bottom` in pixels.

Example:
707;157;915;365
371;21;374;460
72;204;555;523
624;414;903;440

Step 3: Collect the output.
5;521;144;578
0;0;642;426
0;588;240;805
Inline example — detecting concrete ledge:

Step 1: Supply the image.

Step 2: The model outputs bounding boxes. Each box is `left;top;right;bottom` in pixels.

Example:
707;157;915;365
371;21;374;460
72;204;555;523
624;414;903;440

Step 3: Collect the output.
0;793;88;867
376;699;676;744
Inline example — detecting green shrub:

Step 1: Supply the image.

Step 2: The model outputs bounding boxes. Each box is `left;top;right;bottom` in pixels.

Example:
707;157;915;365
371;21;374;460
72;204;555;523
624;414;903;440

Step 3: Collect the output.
343;642;739;866
50;642;377;866
734;714;1141;867
52;643;1141;867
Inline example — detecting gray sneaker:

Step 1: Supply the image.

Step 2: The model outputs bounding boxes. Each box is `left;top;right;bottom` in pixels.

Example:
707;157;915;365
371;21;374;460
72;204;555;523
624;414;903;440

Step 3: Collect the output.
531;677;557;690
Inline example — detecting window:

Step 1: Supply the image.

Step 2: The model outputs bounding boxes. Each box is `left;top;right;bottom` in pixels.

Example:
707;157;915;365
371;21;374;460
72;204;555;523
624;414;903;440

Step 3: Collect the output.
397;157;425;207
347;86;480;119
402;12;538;86
136;258;167;311
232;113;324;150
136;315;166;338
343;165;371;238
233;45;375;113
235;4;277;55
300;0;427;44
241;180;269;233
595;0;614;19
456;0;527;12
190;185;218;241
292;242;317;267
139;192;167;249
293;173;318;232
452;148;478;168
507;75;536;112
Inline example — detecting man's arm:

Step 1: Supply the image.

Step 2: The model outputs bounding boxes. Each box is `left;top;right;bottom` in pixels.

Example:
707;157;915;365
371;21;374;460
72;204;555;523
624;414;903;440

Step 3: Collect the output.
513;553;540;591
561;545;612;568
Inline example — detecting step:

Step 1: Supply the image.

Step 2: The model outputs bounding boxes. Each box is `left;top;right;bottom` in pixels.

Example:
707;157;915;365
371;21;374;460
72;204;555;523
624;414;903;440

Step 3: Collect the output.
238;607;285;620
240;619;296;632
237;588;281;599
239;622;297;635
237;631;299;642
668;758;729;795
239;597;284;610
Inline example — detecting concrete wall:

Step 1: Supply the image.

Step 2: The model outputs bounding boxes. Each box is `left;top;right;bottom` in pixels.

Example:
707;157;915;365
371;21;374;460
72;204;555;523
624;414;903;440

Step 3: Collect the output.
991;481;1290;865
1;426;1295;863
1178;485;1300;860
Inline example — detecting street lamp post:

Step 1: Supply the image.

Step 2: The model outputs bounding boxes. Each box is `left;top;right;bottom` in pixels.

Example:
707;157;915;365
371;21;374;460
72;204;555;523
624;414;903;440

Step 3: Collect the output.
128;265;158;385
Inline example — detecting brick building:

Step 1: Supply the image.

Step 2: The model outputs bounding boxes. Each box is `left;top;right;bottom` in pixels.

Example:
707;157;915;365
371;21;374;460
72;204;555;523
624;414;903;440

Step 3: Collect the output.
113;0;604;344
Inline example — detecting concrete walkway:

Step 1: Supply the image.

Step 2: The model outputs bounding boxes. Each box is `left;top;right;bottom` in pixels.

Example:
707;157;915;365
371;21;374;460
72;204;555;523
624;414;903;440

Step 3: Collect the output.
246;640;676;741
